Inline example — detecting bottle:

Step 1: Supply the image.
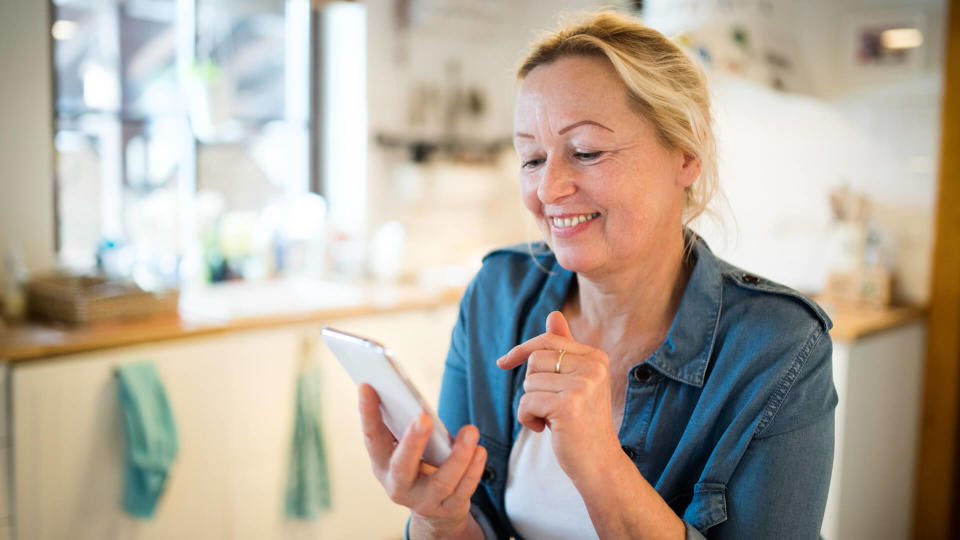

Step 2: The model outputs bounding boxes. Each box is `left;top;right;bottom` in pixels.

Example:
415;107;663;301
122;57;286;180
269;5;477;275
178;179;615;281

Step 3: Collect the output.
3;247;29;322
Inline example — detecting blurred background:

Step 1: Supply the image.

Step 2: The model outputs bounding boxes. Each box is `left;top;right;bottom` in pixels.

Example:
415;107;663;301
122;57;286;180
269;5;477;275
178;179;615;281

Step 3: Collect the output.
0;0;957;538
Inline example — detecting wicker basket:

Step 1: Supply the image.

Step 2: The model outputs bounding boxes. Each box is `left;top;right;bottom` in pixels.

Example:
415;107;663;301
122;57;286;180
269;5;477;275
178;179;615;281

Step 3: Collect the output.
27;275;179;324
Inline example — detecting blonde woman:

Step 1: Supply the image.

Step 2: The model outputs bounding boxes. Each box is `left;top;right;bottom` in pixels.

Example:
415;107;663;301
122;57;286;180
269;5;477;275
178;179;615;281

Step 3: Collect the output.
359;11;836;539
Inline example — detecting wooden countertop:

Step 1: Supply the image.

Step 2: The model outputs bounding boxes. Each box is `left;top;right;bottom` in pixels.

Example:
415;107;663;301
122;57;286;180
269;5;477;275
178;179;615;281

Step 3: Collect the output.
0;280;926;362
818;300;927;343
0;279;465;362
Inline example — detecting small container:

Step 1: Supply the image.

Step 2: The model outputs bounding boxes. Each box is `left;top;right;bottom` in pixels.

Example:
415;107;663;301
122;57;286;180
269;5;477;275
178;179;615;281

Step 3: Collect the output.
3;248;29;321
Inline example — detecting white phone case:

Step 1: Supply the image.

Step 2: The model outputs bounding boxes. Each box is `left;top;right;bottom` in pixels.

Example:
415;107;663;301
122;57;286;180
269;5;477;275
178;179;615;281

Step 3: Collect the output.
320;327;453;466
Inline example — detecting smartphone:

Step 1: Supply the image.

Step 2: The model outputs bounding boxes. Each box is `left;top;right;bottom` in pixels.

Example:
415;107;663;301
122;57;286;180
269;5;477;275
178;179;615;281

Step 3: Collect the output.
320;327;453;466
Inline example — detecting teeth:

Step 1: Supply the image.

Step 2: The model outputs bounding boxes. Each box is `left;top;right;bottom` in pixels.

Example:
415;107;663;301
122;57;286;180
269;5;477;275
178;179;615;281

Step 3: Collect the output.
552;213;598;228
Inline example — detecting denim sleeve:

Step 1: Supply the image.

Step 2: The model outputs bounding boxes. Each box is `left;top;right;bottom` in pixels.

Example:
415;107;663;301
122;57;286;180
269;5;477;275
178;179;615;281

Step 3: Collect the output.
708;329;837;539
433;283;504;539
437;298;471;433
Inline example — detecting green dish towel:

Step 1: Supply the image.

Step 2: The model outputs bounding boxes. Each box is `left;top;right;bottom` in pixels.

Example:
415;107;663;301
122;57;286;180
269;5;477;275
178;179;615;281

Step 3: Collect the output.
285;367;332;519
115;362;178;518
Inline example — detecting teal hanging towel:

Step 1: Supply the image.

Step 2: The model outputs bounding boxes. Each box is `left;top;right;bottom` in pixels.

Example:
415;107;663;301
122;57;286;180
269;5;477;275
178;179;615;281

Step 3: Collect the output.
285;367;332;519
115;362;179;518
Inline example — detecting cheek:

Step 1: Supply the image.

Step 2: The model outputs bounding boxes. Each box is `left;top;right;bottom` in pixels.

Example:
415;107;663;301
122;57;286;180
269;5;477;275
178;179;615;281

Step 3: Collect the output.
519;176;543;216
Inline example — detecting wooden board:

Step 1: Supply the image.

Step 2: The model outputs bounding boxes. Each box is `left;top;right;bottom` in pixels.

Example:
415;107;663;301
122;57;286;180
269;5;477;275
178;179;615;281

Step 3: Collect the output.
911;1;960;537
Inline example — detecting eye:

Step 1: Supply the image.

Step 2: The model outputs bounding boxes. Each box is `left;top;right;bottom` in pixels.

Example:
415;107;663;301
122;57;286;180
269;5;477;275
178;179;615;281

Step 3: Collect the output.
574;151;603;162
521;158;544;170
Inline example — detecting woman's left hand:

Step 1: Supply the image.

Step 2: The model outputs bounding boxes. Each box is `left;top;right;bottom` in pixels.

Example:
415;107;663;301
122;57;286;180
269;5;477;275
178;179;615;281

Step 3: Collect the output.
497;310;623;483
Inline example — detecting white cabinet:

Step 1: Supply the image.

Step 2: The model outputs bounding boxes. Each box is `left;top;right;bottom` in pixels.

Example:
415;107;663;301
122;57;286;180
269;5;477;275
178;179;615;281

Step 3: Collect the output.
10;305;458;540
308;305;459;539
821;322;926;540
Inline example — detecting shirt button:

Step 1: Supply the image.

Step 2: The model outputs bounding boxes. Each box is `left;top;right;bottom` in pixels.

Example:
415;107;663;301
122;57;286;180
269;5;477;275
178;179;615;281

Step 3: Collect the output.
621;445;637;460
633;364;654;383
481;465;496;484
741;273;760;284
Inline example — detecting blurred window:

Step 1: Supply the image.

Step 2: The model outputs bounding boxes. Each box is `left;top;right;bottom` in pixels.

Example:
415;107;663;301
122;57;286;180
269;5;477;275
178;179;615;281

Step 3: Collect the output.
51;0;313;285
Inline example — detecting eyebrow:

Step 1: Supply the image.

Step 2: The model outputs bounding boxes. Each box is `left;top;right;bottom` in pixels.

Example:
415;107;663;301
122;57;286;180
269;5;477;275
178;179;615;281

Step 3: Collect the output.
514;120;614;139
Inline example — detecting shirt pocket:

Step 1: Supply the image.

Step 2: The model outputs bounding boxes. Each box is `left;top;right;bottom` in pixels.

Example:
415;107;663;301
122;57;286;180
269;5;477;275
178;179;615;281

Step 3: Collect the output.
667;482;728;533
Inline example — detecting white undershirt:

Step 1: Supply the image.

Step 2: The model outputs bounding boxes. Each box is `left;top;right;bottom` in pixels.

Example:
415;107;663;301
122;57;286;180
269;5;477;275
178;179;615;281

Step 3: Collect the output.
505;426;600;539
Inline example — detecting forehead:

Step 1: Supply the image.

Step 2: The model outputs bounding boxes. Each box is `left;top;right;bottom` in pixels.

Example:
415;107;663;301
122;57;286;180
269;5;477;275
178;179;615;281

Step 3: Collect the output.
515;55;635;127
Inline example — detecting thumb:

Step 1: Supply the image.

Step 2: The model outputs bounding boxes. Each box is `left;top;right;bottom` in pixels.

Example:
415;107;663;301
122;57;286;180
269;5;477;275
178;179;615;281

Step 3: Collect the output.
545;310;574;339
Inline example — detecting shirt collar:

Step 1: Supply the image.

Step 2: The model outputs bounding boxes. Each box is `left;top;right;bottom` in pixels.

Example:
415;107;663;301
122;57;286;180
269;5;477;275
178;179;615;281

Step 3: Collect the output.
645;234;722;388
540;233;722;388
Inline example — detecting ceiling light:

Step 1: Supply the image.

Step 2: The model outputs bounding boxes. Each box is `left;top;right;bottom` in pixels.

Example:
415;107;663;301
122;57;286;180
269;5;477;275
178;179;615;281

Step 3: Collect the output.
881;28;923;50
51;20;77;41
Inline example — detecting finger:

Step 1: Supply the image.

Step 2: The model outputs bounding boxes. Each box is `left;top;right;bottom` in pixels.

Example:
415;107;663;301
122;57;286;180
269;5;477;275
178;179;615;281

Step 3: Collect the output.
358;384;399;465
388;413;433;491
517;391;562;432
545;310;574;339
523;371;568;392
444;445;487;511
418;425;480;502
526;348;582;375
496;333;585;370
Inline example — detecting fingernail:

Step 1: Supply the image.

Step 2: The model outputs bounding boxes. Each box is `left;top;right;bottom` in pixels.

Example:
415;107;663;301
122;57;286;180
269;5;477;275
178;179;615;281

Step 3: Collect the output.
416;415;430;433
462;428;478;446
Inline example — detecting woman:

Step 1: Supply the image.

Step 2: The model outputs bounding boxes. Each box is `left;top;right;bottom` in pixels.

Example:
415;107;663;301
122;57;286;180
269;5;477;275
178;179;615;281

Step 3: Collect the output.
359;11;836;539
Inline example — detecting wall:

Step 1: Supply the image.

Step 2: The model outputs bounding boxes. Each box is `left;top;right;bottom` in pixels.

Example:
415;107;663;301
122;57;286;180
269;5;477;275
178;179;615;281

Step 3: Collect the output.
646;0;946;303
693;71;942;303
0;1;55;284
363;0;601;278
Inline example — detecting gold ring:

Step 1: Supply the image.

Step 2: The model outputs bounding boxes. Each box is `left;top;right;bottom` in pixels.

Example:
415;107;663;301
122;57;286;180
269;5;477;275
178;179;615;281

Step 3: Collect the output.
555;349;567;374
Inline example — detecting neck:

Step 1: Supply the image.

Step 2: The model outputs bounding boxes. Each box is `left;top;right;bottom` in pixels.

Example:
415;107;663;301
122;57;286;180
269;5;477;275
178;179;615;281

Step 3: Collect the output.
568;231;691;365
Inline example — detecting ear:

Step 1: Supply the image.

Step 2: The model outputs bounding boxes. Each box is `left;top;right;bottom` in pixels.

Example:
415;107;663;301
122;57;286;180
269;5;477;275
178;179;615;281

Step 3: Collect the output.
675;151;701;189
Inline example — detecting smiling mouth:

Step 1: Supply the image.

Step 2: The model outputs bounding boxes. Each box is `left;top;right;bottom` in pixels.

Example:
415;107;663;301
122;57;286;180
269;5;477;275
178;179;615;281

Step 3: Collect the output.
550;212;601;229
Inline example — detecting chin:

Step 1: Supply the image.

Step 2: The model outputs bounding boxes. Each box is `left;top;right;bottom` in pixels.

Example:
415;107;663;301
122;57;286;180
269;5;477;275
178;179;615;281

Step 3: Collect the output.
550;245;604;275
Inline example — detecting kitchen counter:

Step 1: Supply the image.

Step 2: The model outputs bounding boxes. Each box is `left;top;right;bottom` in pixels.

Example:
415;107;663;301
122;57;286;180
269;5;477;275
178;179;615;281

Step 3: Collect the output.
817;300;927;343
0;279;925;362
0;278;465;362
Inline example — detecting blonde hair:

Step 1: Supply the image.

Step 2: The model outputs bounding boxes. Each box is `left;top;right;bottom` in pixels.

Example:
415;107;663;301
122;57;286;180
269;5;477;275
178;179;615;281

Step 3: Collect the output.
518;11;717;226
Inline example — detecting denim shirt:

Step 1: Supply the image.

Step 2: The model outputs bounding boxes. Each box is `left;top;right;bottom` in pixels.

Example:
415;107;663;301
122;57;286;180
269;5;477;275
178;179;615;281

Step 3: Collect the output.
437;236;837;539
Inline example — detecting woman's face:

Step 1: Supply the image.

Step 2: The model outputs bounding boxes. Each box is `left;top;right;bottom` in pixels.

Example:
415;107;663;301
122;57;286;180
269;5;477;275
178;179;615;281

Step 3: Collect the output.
513;55;698;278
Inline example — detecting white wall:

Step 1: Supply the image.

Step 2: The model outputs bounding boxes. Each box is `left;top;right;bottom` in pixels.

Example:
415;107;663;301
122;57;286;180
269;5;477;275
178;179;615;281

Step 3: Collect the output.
645;0;946;303
693;71;942;303
0;1;55;283
363;0;603;275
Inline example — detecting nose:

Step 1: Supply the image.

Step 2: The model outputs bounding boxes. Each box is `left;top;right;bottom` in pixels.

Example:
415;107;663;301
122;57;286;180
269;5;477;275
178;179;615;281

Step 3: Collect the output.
537;157;577;204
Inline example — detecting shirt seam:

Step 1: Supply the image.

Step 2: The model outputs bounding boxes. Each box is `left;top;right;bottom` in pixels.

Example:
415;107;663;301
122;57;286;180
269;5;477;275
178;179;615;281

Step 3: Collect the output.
752;324;825;438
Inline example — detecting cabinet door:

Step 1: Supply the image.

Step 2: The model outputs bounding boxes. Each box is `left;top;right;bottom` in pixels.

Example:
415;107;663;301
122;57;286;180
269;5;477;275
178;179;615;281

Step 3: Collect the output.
821;322;926;540
13;326;313;540
11;306;460;540
311;305;460;538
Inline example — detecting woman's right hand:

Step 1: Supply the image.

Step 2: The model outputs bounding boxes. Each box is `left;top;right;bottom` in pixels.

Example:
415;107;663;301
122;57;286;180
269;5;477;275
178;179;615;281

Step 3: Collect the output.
358;384;488;539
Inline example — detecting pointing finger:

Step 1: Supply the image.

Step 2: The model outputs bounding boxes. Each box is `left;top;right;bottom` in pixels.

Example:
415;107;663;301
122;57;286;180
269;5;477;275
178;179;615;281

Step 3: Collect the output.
545;311;574;339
